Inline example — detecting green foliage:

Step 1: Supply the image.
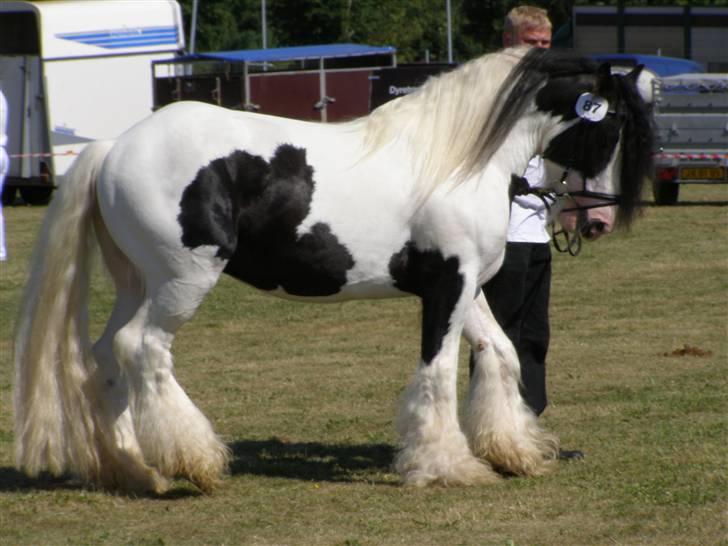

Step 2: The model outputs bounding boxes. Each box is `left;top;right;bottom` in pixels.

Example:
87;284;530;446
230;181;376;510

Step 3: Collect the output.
177;0;545;62
177;0;726;62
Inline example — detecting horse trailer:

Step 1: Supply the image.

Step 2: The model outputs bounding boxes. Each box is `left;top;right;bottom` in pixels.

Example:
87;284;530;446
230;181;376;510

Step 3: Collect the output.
0;0;185;205
652;74;728;205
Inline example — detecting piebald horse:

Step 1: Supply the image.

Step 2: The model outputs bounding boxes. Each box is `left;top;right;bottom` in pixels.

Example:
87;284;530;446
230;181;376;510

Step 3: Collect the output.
14;47;654;493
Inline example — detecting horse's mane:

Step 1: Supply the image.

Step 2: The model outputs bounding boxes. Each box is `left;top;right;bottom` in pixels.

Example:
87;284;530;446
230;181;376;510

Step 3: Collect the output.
356;47;653;227
358;47;529;199
611;69;654;227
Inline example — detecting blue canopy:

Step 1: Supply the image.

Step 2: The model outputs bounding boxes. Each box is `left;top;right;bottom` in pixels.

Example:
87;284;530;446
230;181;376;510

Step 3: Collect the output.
183;43;396;64
591;54;705;77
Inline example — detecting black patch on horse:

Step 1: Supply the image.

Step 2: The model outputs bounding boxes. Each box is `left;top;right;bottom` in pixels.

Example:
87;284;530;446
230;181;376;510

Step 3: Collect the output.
540;117;622;179
535;63;622;179
389;242;464;364
178;144;355;296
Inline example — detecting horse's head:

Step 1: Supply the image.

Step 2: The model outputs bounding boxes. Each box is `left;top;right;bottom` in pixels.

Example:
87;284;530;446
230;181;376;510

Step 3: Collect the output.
535;55;655;239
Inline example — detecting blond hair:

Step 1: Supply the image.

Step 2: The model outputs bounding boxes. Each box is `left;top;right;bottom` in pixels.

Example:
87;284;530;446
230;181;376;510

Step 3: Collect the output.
504;5;551;34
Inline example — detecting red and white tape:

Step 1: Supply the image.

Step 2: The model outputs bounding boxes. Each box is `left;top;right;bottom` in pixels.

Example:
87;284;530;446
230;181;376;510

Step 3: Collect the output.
9;150;79;159
656;152;728;160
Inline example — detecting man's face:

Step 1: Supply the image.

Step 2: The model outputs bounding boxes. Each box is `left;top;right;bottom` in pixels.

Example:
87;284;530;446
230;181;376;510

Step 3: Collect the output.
505;26;552;49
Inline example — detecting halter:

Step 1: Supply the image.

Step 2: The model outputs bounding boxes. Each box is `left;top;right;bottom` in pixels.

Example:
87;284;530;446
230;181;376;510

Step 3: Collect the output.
509;169;622;257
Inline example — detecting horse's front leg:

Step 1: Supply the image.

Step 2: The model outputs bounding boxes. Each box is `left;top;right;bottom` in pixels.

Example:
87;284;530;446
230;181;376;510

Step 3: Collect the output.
463;291;559;476
395;270;499;486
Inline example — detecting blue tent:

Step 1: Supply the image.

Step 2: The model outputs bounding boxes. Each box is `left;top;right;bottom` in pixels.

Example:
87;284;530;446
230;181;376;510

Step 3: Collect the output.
592;54;705;77
177;43;396;64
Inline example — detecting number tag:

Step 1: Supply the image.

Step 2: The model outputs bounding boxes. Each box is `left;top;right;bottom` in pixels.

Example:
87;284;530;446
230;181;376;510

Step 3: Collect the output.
575;92;609;122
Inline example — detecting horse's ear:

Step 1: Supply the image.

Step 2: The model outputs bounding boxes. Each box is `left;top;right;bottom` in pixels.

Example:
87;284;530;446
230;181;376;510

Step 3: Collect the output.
597;62;612;79
594;62;612;93
626;64;656;104
626;64;645;83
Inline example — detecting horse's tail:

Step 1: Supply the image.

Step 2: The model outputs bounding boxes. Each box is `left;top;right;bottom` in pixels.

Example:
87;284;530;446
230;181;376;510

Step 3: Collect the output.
14;140;114;481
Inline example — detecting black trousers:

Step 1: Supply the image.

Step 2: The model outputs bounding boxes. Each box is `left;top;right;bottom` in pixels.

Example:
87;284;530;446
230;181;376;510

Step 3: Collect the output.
478;242;552;416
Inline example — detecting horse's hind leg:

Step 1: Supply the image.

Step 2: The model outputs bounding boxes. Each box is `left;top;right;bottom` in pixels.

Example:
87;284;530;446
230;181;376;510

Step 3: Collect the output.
91;276;170;492
113;268;230;493
90;222;171;492
462;291;559;476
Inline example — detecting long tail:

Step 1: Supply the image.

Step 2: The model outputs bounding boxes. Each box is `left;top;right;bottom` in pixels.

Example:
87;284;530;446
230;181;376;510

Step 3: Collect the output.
14;140;114;481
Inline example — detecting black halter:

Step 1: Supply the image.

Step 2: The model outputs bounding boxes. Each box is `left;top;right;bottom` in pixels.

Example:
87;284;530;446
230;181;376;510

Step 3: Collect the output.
509;170;621;257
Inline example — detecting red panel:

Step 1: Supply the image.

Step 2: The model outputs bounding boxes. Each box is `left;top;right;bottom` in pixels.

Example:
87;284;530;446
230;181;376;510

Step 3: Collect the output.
325;71;372;122
250;72;321;121
248;70;372;123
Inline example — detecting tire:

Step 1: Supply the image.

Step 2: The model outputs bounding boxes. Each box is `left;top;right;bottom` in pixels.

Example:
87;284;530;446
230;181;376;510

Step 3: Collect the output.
1;185;17;206
652;180;679;206
20;186;54;205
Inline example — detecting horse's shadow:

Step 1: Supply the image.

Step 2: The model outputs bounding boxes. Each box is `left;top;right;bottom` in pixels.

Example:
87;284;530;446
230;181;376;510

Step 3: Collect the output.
0;438;397;494
0;467;86;493
230;438;396;484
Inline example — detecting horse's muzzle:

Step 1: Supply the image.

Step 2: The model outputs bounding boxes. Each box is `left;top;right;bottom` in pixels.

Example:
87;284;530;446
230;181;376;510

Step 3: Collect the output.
580;220;608;240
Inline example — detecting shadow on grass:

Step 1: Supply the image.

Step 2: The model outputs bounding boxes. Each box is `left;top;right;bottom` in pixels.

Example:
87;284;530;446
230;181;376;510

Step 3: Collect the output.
0;466;202;499
643;200;728;207
0;467;86;493
0;439;398;493
229;437;397;484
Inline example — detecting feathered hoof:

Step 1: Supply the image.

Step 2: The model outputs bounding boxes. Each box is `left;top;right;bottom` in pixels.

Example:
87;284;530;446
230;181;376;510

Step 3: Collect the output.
168;441;231;494
394;445;501;487
471;430;559;477
97;454;172;495
184;446;231;494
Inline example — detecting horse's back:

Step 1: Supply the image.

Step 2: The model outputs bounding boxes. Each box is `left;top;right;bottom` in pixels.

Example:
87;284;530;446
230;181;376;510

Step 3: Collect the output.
94;101;414;300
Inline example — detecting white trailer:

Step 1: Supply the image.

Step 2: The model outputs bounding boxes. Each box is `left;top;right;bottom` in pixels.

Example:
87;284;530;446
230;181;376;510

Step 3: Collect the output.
0;0;184;204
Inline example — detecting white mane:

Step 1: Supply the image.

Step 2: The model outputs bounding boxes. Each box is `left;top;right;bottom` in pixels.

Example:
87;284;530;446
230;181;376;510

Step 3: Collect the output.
357;47;529;198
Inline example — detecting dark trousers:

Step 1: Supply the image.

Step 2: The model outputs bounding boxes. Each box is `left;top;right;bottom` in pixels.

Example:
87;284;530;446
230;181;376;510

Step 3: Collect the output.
477;242;552;416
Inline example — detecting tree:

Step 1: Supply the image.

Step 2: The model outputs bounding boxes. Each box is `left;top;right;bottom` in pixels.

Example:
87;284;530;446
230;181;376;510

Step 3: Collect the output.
177;0;724;62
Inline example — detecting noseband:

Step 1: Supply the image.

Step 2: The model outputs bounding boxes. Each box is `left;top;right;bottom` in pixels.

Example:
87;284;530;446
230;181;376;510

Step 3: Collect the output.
510;169;622;257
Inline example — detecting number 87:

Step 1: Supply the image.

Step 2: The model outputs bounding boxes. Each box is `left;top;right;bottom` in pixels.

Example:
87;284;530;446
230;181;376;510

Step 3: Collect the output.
583;100;601;112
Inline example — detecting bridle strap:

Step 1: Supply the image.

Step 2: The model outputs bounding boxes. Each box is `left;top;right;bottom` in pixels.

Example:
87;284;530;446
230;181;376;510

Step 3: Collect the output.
509;171;621;257
552;224;582;256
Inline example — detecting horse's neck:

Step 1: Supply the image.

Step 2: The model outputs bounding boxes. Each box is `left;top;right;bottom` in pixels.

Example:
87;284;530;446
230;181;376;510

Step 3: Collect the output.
487;114;550;181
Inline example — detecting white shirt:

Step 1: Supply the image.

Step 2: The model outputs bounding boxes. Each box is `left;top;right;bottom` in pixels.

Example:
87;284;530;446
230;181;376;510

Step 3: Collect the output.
506;155;550;243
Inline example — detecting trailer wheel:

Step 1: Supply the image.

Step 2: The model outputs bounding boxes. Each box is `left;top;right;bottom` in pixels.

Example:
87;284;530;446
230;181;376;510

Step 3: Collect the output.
1;185;17;206
652;180;679;206
20;186;53;205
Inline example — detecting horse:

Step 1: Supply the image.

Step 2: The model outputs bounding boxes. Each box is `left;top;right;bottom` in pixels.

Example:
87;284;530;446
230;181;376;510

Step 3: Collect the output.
13;47;654;494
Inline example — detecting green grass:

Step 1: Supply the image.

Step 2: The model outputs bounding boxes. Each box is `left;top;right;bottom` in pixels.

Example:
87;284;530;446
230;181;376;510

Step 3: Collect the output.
1;185;726;545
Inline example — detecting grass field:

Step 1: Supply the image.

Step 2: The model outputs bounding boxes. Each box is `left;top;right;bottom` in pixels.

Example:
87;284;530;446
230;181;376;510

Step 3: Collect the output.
0;185;726;545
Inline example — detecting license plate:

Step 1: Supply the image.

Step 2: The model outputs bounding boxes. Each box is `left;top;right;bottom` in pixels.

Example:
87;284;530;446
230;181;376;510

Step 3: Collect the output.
679;167;725;180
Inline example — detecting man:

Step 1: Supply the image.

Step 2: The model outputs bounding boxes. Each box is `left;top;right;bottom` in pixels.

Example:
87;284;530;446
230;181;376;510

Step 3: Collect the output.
479;6;583;459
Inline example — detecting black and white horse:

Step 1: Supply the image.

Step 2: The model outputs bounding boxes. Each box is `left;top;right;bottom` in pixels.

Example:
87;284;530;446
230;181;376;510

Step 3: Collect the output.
14;47;654;493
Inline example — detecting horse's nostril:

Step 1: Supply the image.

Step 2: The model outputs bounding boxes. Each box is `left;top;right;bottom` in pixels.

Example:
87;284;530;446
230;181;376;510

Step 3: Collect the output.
581;221;607;239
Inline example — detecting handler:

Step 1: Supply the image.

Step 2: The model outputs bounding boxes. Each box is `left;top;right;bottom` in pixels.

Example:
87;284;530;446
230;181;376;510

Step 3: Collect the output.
479;5;583;460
